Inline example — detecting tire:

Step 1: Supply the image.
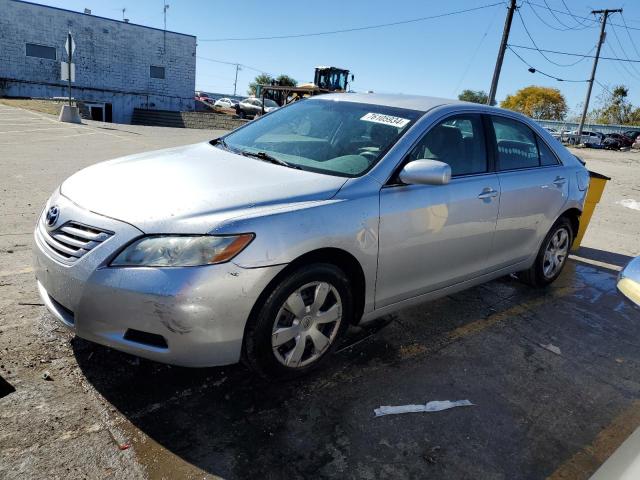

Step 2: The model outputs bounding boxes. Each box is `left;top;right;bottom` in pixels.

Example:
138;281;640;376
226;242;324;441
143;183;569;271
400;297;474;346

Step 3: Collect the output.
243;263;353;380
518;217;573;287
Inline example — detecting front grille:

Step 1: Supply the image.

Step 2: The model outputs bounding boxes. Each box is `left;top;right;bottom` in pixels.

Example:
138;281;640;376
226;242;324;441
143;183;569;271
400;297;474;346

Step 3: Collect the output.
37;219;113;262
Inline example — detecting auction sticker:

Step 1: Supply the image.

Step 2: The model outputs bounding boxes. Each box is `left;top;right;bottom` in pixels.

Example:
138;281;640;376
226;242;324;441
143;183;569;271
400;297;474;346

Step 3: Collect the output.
361;112;410;128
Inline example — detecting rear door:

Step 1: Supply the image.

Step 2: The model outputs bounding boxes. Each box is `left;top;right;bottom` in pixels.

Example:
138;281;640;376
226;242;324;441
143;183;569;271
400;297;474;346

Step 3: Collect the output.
487;115;569;269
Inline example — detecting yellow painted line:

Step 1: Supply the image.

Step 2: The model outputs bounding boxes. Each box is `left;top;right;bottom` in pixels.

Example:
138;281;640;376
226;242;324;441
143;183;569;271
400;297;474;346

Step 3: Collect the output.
448;285;576;342
548;400;640;480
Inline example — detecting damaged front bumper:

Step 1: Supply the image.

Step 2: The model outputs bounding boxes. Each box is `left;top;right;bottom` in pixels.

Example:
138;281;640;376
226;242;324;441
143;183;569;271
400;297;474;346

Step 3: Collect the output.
33;194;284;367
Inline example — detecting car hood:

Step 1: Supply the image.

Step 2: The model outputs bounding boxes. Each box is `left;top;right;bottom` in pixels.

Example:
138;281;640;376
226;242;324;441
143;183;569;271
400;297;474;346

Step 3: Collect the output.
60;142;348;234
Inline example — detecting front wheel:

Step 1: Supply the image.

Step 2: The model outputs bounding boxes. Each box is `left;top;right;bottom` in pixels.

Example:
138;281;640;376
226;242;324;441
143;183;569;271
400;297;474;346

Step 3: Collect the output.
518;217;573;287
243;263;353;379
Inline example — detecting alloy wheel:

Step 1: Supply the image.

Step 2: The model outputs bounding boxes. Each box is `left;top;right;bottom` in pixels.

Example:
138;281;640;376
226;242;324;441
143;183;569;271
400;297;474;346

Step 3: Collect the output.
543;227;570;279
271;281;342;368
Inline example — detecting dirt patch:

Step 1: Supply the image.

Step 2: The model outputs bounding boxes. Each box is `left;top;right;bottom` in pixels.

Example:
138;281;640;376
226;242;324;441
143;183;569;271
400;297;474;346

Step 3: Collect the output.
0;98;65;116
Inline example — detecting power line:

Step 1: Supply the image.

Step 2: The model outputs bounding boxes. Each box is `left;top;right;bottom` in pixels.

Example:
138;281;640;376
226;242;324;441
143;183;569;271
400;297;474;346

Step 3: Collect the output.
196;55;272;75
608;22;640;79
506;45;589;82
453;11;499;95
516;9;593;67
621;14;640;61
525;1;595;31
508;44;640;63
528;0;640;31
560;0;592;27
541;0;582;30
198;2;505;42
603;42;636;83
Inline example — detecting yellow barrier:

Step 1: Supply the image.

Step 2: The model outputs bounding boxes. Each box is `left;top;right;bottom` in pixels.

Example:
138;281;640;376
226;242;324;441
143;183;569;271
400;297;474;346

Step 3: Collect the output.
572;170;610;250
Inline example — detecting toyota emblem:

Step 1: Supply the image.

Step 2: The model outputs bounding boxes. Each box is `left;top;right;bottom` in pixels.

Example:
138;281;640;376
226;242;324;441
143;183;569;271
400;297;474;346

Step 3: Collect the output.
45;205;60;227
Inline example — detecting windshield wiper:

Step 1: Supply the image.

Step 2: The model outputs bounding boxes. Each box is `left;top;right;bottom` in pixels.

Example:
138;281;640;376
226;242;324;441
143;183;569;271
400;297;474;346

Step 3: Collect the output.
211;137;230;150
240;150;302;170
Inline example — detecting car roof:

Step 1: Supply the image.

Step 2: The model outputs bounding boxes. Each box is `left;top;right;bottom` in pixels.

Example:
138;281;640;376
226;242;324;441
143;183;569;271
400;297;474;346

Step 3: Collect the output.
315;92;474;112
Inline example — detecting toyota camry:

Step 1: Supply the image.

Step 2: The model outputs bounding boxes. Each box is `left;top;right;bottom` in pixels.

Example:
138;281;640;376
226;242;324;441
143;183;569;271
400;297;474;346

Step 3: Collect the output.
33;93;589;378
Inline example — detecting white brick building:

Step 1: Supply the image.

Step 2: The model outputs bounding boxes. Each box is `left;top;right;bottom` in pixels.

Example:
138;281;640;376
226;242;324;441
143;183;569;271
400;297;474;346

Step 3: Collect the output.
0;0;196;123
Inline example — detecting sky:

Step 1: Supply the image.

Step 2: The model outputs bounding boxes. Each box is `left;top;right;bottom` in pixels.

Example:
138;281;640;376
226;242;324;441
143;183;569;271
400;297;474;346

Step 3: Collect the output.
28;0;640;115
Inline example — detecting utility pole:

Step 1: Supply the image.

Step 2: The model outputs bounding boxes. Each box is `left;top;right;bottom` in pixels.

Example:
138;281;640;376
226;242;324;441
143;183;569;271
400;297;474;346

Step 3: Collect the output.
577;8;622;140
233;64;240;96
487;0;517;106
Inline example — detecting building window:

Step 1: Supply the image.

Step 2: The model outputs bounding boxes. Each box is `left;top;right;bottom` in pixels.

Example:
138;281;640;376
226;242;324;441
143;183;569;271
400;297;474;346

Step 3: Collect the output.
150;65;165;79
26;43;56;60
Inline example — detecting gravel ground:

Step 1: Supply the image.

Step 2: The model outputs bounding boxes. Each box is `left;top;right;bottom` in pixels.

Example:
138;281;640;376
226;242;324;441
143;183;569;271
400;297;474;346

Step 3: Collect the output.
1;103;639;479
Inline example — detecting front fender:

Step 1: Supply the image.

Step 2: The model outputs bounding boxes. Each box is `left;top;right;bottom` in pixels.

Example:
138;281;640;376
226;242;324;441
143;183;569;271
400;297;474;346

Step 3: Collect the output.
218;177;381;313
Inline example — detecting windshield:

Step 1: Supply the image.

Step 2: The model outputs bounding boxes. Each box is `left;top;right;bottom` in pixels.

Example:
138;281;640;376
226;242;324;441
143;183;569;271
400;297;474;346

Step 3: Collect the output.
219;99;422;176
263;99;279;108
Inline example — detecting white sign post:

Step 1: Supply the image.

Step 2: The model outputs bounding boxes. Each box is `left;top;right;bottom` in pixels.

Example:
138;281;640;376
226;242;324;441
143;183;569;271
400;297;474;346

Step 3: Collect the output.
64;32;75;105
59;32;81;123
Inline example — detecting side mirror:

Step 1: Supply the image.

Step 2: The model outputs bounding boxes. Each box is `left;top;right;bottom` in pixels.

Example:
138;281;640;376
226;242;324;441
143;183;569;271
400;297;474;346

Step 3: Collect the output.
618;257;640;306
398;159;451;186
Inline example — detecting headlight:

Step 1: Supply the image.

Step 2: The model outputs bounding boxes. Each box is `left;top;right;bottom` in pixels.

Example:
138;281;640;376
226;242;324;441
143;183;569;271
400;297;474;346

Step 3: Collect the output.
110;234;254;267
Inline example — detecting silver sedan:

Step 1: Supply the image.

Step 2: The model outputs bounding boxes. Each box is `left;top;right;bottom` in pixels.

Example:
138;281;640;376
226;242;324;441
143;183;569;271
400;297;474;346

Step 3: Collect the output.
33;93;589;378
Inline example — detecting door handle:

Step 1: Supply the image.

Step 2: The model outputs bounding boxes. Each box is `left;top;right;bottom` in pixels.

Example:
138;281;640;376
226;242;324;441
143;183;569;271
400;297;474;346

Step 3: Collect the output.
477;188;498;200
553;176;567;187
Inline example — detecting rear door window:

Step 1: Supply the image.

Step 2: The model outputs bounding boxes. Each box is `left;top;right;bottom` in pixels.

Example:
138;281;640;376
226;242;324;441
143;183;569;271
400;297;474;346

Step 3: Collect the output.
491;116;539;170
537;138;559;166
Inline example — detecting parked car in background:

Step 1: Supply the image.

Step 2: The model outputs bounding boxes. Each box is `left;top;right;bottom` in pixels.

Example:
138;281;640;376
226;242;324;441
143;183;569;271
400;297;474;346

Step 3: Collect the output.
214;98;239;109
623;130;640;141
563;130;604;146
33;93;588;378
195;92;215;104
236;97;279;119
603;133;633;150
543;126;562;141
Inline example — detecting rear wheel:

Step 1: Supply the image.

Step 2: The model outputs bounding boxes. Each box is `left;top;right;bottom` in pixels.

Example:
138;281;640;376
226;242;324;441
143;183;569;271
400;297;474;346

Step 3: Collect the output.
518;217;573;287
243;263;353;379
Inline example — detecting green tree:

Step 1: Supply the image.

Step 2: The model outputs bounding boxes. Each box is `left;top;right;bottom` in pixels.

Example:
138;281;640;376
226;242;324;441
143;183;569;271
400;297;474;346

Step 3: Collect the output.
247;74;273;96
247;73;297;96
275;74;297;87
500;86;567;120
593;85;632;125
458;89;488;104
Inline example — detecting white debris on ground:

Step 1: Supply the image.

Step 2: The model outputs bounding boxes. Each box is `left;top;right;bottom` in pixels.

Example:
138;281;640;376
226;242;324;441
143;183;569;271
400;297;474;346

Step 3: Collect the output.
617;199;640;211
540;343;562;356
374;400;474;417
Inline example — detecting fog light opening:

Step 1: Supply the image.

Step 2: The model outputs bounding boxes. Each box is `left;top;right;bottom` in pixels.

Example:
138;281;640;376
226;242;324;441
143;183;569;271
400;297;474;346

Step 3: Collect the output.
123;329;168;349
